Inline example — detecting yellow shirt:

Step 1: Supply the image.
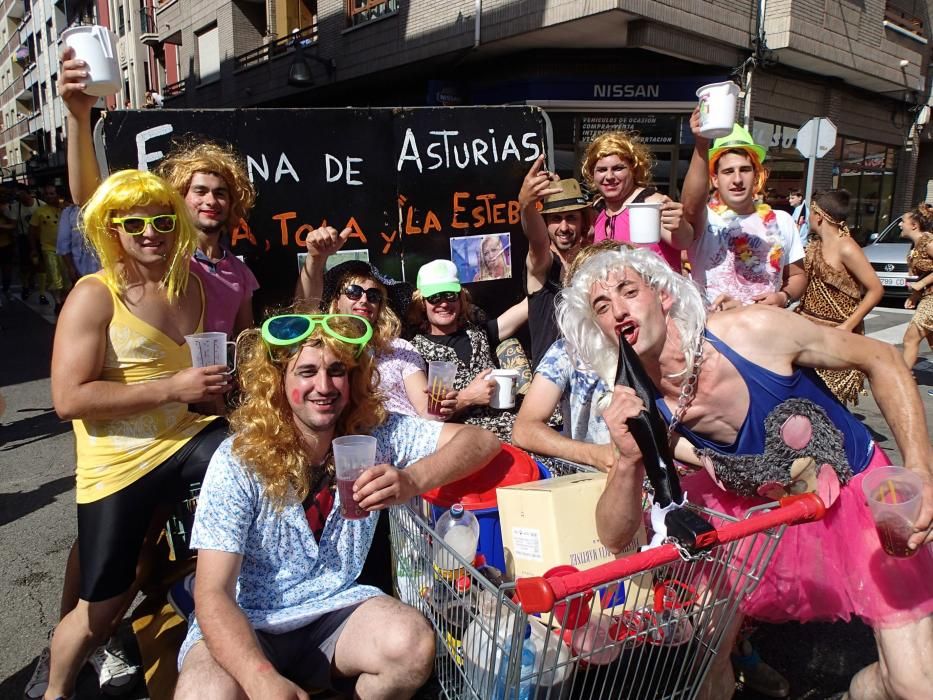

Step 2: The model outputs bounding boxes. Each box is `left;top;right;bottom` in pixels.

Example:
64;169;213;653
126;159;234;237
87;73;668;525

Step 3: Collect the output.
73;273;214;503
30;204;61;252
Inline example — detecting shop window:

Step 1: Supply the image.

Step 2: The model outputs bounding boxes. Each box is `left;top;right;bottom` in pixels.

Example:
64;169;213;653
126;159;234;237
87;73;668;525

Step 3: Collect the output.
347;0;399;28
832;138;898;242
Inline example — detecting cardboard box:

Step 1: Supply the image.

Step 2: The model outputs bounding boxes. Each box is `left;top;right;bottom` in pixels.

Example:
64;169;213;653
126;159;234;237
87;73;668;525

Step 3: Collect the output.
497;472;652;612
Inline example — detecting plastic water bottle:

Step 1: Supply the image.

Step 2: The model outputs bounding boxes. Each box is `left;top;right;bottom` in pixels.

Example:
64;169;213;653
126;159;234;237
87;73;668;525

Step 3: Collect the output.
494;624;536;700
434;503;480;575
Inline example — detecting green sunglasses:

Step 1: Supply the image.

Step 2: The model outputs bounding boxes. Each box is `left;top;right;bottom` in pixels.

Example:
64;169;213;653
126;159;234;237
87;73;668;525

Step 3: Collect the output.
261;313;373;355
111;214;178;235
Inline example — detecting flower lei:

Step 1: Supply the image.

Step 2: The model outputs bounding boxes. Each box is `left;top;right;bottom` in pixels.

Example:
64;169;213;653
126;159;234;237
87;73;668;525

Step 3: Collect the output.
708;198;784;271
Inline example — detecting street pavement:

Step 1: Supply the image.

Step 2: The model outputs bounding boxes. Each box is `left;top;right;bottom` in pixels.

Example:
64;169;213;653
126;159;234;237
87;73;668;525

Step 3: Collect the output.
0;292;930;700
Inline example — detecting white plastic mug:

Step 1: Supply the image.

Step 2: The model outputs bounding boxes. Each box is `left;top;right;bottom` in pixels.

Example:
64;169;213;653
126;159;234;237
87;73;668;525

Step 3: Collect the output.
184;332;236;372
696;81;739;139
60;25;120;98
626;202;661;244
489;369;519;409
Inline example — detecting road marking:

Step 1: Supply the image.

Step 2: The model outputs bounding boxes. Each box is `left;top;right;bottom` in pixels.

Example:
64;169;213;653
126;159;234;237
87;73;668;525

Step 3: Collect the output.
867;322;911;344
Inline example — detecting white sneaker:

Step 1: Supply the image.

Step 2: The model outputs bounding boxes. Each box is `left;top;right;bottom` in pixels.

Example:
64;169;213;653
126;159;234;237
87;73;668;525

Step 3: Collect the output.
87;642;140;696
23;646;50;699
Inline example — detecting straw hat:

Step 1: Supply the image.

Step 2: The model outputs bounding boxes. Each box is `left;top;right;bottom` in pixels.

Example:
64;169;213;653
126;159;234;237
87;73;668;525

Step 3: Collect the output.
540;179;589;214
708;124;767;164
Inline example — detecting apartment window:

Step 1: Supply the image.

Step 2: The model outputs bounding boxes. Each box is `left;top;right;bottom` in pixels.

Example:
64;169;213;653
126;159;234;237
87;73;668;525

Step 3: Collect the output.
196;24;220;83
118;4;126;37
885;1;925;36
46;19;53;46
346;0;398;28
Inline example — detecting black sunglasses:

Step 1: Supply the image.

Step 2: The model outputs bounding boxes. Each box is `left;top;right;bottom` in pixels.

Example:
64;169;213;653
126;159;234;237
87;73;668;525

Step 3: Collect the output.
426;291;459;305
342;284;384;305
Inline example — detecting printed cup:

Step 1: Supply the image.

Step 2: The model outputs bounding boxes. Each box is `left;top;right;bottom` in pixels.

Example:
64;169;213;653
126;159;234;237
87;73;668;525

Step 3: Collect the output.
696;81;739;139
489;369;519;409
333;435;377;520
427;361;457;418
184;332;236;372
861;466;923;558
627;202;661;244
545;565;593;630
60;25;120;98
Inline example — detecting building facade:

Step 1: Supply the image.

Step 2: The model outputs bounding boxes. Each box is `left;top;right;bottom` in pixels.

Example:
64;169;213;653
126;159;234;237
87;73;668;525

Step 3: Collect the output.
116;2;933;240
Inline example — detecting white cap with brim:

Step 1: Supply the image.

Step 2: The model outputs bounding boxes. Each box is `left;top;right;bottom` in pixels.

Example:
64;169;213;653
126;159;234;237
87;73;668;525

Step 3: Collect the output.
417;259;462;298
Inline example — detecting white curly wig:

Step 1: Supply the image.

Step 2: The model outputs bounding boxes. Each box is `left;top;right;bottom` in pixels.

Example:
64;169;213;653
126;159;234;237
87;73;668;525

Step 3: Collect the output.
555;247;708;388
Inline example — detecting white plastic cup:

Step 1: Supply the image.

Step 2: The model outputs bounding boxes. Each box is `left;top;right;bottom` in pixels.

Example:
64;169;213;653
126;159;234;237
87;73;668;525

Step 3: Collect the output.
627;202;661;244
60;25;120;98
427;361;458;417
184;332;236;372
489;369;519;409
333;435;378;520
696;81;739;139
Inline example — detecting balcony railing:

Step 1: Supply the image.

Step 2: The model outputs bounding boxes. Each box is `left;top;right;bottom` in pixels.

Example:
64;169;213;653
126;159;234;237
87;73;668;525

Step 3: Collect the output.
163;78;186;99
885;3;925;37
233;23;317;71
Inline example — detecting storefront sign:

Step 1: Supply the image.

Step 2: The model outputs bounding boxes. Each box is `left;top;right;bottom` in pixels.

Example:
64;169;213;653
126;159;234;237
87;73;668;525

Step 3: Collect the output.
752;120;801;156
580;114;679;144
472;77;727;104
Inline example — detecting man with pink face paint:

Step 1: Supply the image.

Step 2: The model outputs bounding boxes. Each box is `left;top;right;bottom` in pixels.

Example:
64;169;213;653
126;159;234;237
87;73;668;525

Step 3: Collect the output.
557;245;933;700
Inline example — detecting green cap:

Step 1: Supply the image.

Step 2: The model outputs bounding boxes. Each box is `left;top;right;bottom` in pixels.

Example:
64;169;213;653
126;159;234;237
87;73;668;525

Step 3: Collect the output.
708;124;767;164
417;259;462;298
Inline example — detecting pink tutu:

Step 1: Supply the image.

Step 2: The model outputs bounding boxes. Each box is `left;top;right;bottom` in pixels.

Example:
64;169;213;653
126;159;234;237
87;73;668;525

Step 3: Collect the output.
681;446;933;629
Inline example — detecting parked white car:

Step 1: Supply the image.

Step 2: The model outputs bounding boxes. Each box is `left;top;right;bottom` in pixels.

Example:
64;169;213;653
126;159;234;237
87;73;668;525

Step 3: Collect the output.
863;217;916;299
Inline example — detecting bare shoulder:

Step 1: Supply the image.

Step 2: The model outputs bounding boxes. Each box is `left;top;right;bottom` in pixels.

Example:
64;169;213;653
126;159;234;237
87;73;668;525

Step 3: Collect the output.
838;236;868;259
707;305;799;344
58;277;113;328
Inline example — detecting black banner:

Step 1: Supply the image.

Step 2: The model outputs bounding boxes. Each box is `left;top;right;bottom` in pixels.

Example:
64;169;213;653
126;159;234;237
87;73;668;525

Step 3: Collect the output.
101;107;549;318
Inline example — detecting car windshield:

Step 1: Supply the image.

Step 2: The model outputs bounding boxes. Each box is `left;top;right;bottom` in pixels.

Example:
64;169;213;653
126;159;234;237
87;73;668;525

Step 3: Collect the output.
875;218;903;244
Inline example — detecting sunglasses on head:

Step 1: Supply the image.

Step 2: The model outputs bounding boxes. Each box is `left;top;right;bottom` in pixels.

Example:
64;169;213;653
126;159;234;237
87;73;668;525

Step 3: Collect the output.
111;214;178;235
261;313;373;356
425;291;459;305
342;284;384;305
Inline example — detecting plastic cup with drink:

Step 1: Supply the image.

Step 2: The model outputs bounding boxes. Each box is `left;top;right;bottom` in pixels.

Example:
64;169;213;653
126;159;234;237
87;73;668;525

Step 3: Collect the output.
626;202;662;245
427;360;457;418
861;466;924;558
332;435;377;520
185;332;237;373
60;26;121;97
695;81;739;139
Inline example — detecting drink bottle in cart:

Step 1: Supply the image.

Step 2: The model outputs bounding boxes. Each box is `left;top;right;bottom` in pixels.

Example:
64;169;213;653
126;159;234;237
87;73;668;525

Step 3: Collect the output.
433;503;480;576
494;624;536;700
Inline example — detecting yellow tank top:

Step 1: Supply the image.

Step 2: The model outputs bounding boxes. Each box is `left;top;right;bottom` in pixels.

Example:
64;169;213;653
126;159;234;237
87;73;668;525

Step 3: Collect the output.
73;273;214;504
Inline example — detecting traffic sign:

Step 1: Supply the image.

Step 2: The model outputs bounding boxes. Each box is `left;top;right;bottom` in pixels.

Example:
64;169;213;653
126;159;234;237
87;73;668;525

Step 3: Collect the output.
796;117;837;159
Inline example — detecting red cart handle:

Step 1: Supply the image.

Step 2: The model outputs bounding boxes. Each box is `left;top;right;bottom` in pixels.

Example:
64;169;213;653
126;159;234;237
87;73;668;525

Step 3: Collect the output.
515;493;825;615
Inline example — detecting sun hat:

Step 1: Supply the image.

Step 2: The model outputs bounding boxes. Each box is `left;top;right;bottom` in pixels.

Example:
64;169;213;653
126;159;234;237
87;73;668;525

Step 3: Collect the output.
541;179;589;214
321;259;413;319
708;123;767;164
417;259;462;298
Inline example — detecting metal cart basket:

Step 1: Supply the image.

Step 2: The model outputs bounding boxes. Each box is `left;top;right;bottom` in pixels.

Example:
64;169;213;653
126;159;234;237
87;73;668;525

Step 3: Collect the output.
389;493;824;700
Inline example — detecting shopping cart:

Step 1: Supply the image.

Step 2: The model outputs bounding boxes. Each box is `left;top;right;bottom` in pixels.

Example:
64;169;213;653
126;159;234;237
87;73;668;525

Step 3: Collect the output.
389;493;825;700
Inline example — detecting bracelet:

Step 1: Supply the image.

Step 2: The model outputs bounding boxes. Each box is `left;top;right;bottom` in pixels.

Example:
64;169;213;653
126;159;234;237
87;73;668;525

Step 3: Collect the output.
781;291;793;308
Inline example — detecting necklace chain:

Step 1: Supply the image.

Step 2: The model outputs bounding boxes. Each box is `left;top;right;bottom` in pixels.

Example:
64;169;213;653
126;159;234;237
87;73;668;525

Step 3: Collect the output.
666;333;706;441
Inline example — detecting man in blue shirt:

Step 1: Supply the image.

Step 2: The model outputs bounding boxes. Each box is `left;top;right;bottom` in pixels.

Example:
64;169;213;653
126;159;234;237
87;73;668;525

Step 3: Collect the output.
174;315;499;699
55;201;99;284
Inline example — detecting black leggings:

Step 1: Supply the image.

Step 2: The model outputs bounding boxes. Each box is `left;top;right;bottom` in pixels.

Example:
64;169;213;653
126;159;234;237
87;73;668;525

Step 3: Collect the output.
76;419;228;602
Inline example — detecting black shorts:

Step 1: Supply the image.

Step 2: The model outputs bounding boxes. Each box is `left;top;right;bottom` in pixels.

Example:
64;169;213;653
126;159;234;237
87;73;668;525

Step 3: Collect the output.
255;603;363;694
76;419;228;602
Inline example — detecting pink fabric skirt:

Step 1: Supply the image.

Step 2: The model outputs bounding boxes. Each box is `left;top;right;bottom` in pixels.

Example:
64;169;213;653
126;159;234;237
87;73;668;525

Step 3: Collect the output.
681;446;933;629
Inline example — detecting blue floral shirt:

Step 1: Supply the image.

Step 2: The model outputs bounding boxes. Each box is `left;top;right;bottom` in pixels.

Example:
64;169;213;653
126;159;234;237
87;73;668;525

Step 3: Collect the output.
178;413;443;666
536;339;610;445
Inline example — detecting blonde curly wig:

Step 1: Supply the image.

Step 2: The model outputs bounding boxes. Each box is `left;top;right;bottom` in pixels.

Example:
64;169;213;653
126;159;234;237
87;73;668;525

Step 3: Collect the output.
582;132;654;191
230;316;386;507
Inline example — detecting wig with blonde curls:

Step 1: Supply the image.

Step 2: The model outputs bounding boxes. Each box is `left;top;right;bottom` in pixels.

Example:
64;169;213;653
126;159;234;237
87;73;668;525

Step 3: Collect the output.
581;132;654;191
157;140;256;225
229;316;386;508
406;287;475;335
709;148;768;198
556;246;707;391
80;169;197;300
327;272;400;355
